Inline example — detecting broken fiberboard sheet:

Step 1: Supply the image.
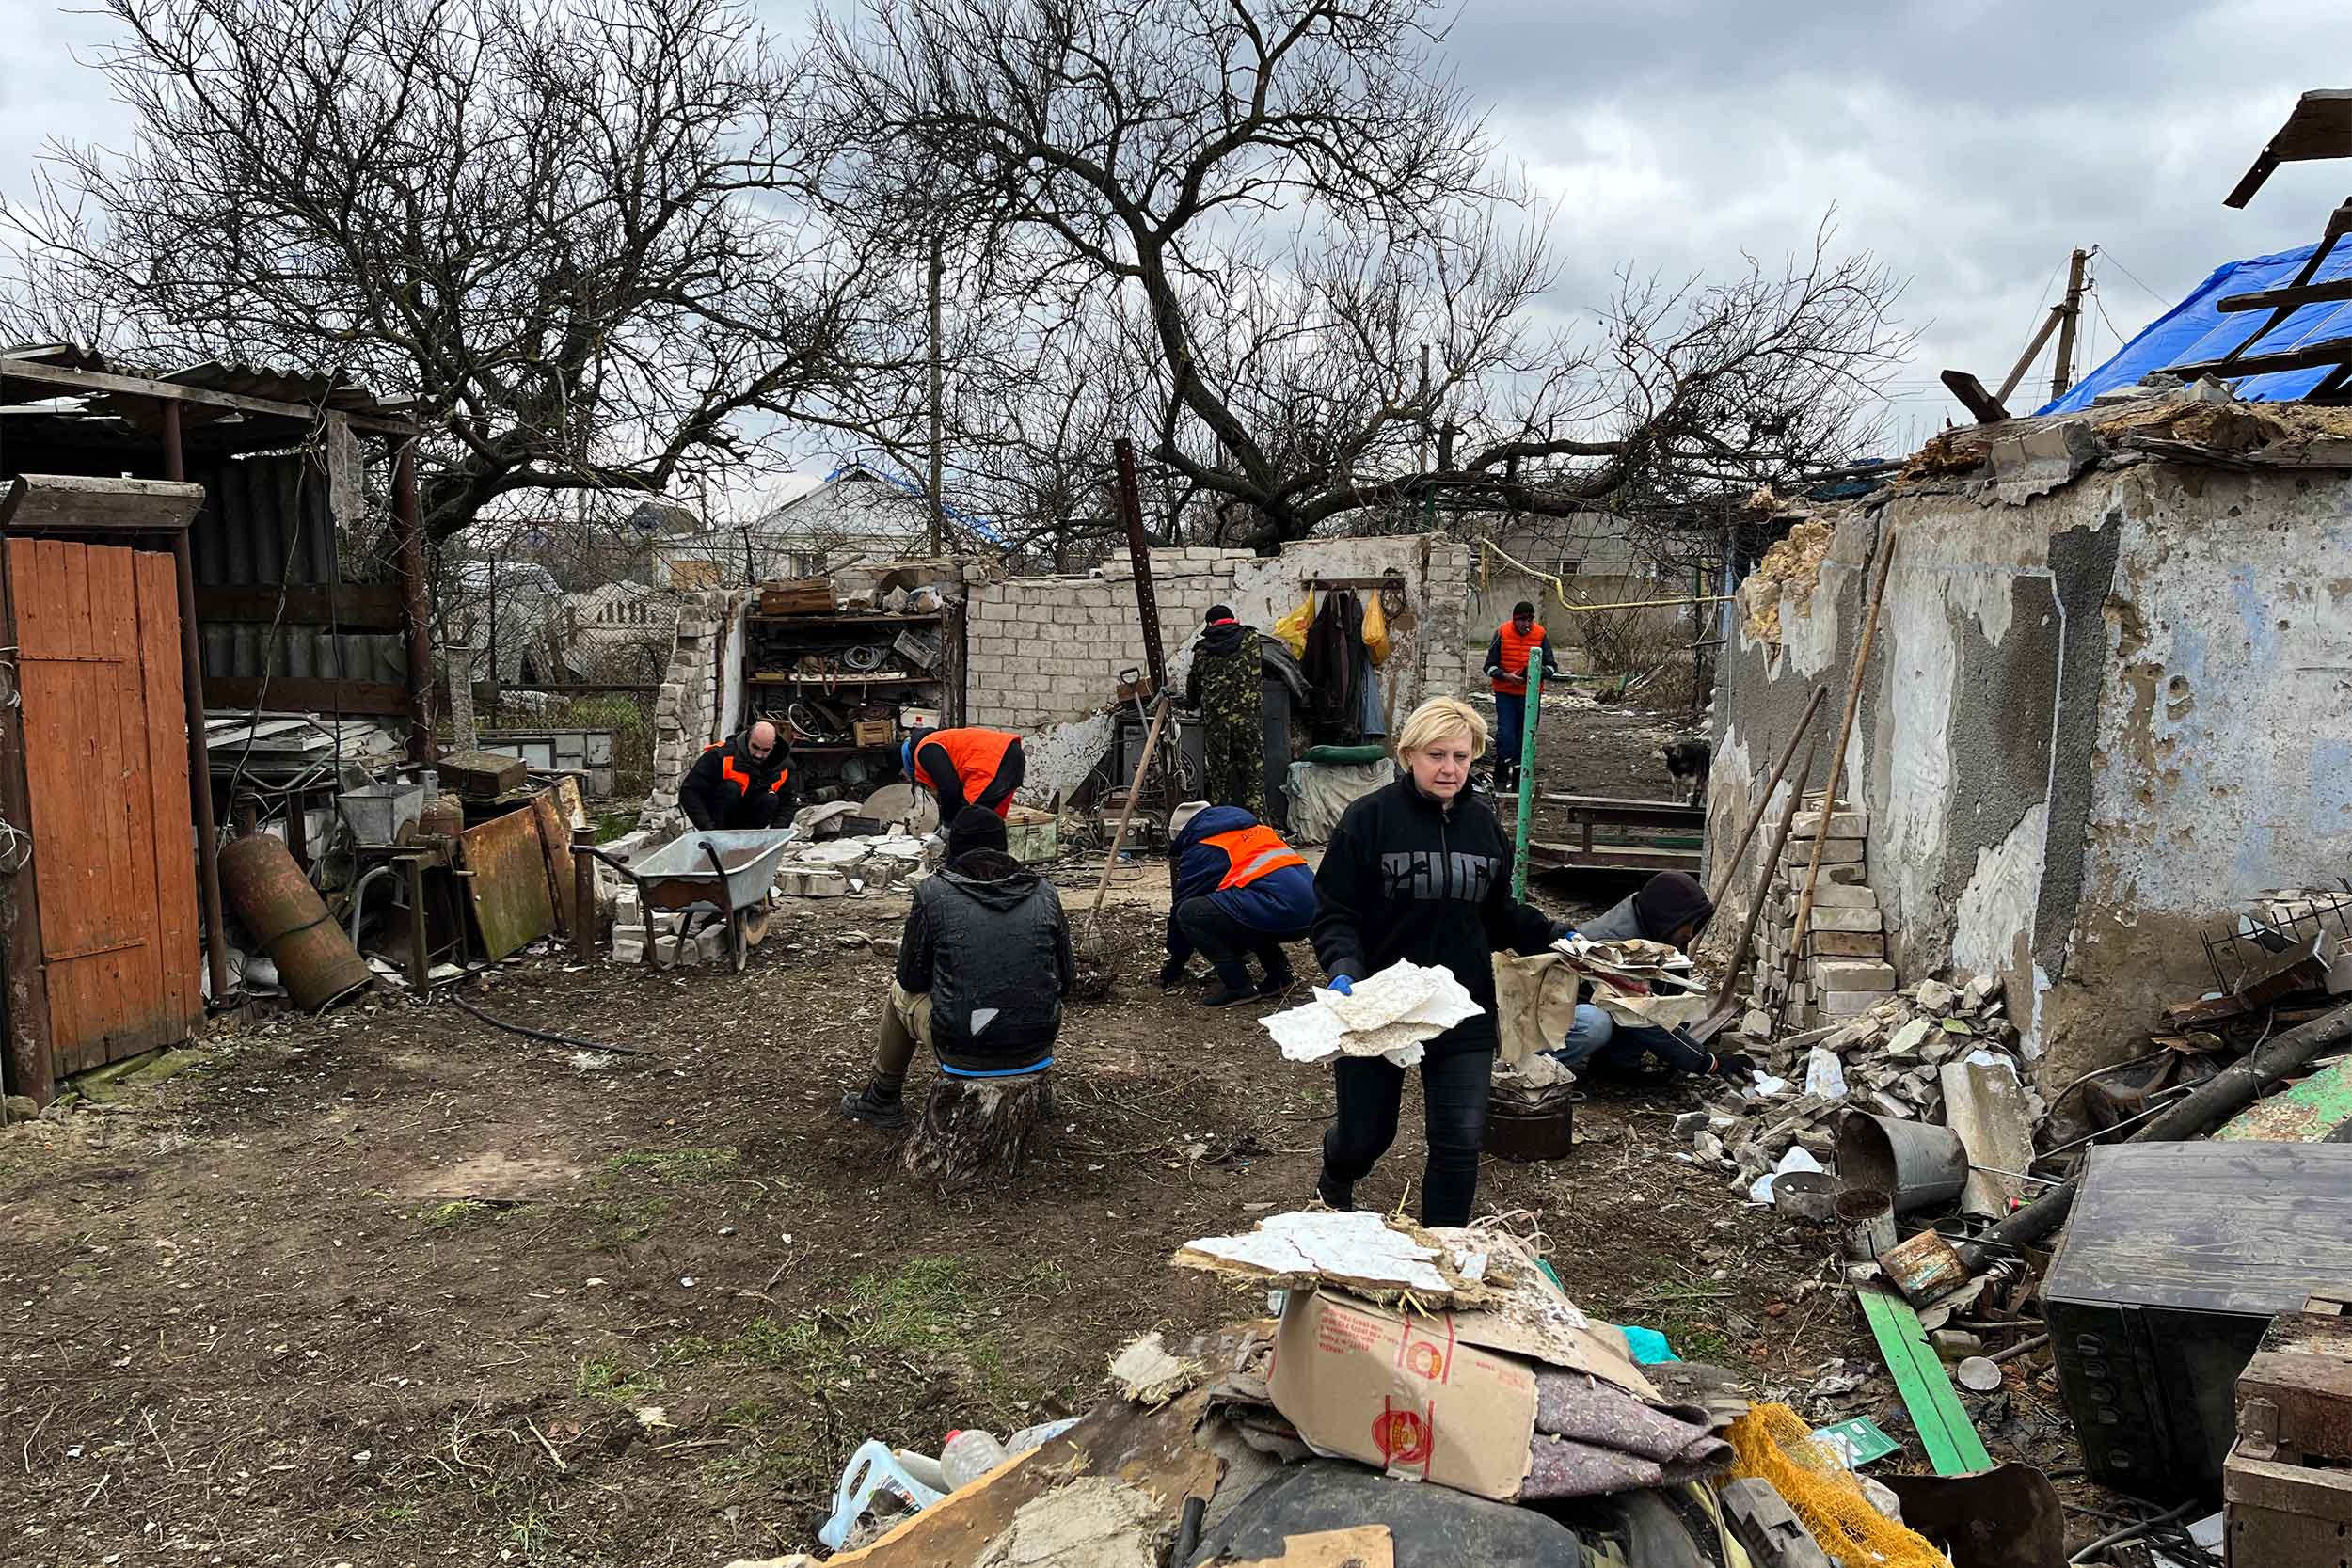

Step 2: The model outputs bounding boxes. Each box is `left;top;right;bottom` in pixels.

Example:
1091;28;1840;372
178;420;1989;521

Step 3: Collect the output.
1265;1235;1661;1502
1173;1210;1499;1307
1261;959;1483;1068
1555;934;1711;1030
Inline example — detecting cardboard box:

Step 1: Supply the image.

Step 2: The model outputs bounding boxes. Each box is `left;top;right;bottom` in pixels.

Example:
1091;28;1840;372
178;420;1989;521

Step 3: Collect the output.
1265;1259;1657;1502
851;718;896;747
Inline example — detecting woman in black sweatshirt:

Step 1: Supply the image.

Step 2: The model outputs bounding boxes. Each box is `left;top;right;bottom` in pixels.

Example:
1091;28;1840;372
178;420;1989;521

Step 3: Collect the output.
1310;696;1559;1227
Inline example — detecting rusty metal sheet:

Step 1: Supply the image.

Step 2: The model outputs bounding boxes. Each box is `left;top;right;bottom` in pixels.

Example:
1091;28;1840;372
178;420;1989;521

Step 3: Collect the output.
526;790;574;937
457;808;554;960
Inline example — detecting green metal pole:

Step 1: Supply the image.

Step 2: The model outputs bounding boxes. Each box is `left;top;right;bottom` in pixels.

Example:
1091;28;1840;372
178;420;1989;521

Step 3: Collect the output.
1510;657;1544;900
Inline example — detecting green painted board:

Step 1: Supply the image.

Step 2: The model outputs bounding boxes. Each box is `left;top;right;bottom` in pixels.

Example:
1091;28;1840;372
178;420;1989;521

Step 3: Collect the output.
2217;1053;2352;1142
1856;1282;1993;1476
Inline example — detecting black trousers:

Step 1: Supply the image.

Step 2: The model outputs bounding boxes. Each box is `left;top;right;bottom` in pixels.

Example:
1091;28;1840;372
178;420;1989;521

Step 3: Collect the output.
1321;1044;1493;1227
1171;896;1300;989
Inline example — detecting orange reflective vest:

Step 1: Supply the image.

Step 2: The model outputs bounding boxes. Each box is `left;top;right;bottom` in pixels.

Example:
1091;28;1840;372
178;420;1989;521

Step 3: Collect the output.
913;727;1019;806
1203;825;1307;890
708;743;790;799
1492;621;1548;696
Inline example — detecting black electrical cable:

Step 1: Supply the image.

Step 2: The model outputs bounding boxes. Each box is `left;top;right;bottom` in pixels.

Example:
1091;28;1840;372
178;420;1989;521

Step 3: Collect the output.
447;991;651;1056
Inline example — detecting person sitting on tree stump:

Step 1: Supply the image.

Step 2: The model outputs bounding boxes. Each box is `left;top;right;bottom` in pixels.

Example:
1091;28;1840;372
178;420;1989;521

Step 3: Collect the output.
1185;604;1264;816
838;808;1073;1183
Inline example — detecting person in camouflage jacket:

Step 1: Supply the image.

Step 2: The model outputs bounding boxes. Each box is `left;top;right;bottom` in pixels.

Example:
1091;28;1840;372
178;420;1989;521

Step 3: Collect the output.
1185;606;1264;817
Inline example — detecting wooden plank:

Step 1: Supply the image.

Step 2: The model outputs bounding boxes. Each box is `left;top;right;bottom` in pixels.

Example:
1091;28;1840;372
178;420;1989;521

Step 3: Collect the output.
1940;368;2012;423
457;808;556;960
2168;330;2352;381
1857;1283;1993;1476
0;356;421;435
2217;275;2352;313
1526;842;1706;875
192;581;409;631
0;541;55;1101
200;675;409;717
0;474;204;536
135;549;199;1038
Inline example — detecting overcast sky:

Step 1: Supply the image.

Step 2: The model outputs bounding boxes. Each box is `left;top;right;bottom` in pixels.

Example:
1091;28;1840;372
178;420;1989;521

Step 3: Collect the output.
4;0;2346;468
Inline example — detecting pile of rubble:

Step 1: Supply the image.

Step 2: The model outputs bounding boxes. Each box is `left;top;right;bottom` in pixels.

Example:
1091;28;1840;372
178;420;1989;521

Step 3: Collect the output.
1692;975;2038;1187
772;832;934;899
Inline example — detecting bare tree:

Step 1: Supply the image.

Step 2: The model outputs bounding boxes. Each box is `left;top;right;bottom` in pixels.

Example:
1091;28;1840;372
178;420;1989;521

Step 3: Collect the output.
806;0;1910;554
3;0;914;543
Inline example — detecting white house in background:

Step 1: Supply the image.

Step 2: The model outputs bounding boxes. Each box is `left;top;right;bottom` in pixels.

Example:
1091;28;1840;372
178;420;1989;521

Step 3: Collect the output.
557;581;680;682
677;464;1005;581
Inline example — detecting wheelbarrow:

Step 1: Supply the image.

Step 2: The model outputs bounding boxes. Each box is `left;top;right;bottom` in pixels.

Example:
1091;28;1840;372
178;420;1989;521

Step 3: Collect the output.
571;828;798;974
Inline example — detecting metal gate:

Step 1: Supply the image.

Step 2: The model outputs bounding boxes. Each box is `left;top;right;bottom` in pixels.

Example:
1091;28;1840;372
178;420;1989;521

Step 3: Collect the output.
8;537;201;1073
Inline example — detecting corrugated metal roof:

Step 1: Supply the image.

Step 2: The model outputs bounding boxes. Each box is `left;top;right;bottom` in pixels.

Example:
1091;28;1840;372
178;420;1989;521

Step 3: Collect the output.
0;343;411;422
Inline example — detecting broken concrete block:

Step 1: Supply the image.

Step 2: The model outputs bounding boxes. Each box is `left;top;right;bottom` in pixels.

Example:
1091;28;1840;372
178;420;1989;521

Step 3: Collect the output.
1989;417;2100;504
1807;907;1883;934
612;936;645;964
1961;974;1999;1010
1941;1057;2034;1217
1883;1018;1934;1057
694;927;728;964
1800;882;1879;910
772;869;803;896
1820;989;1880;1018
1814;959;1897;992
1782;837;1865;865
1914;979;1959;1013
1741;1008;1773;1039
1791;810;1867;839
802;871;848;898
651;934;683;968
1824;863;1867;885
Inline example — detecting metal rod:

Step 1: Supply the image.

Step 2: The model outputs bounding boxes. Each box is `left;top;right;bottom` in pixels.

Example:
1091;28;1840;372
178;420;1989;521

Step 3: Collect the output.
163;400;234;1007
1990;1332;2050;1364
1083;694;1170;946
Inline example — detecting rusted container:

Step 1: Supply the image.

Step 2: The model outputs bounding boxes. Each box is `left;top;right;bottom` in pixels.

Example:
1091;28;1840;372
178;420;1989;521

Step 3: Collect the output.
1484;1093;1579;1162
1880;1227;1970;1307
219;832;373;1011
418;794;467;843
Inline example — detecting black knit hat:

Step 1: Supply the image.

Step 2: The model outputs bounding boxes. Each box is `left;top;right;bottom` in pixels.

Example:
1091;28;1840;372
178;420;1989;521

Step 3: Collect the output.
1205;604;1235;623
946;805;1009;863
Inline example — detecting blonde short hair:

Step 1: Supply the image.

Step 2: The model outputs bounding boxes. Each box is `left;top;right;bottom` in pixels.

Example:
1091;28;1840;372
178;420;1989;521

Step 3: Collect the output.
1394;696;1489;760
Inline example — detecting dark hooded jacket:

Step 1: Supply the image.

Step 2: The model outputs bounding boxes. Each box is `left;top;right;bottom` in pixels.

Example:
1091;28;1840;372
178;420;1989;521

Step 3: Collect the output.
1311;775;1556;1055
896;847;1074;1075
678;729;794;831
1168;805;1315;944
1581;871;1715;949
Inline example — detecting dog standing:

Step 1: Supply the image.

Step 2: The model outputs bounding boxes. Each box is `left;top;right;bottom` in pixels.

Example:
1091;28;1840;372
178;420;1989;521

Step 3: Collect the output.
1662;738;1711;807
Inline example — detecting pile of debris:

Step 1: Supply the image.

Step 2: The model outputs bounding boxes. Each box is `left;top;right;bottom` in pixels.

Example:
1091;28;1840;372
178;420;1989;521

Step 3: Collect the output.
772;833;935;900
1694;975;2034;1190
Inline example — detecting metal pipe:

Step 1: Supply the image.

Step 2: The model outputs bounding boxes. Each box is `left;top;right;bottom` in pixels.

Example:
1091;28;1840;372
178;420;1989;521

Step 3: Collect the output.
1510;656;1542;900
163;401;234;1006
346;863;396;945
391;442;436;764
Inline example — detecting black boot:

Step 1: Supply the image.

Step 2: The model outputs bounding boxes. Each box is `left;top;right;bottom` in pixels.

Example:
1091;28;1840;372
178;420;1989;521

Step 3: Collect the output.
1315;1169;1355;1212
839;1083;907;1130
1201;984;1257;1008
1256;966;1296;998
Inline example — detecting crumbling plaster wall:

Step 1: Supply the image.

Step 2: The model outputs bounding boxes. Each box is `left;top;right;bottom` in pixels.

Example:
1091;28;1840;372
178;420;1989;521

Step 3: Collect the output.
1708;459;2352;1085
964;533;1472;800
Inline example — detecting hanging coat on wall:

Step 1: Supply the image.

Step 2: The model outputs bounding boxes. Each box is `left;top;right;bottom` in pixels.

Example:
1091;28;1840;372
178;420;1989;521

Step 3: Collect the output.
1302;590;1363;738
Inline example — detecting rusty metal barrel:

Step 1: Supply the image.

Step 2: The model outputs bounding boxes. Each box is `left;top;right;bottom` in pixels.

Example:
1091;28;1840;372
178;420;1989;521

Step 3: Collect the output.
219;832;374;1011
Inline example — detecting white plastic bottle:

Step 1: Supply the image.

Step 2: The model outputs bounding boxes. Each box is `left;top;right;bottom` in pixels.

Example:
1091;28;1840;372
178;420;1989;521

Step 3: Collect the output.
940;1429;1009;1489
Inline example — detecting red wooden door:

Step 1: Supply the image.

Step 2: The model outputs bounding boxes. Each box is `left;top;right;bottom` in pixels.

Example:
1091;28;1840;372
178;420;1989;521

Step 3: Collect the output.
8;538;200;1071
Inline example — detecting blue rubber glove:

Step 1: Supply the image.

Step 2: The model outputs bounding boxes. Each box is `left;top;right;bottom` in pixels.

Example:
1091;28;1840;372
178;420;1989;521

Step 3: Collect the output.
1327;974;1355;996
1553;923;1580;942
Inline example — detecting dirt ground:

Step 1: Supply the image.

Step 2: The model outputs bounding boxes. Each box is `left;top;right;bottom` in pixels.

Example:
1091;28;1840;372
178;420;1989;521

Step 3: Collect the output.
0;700;2083;1567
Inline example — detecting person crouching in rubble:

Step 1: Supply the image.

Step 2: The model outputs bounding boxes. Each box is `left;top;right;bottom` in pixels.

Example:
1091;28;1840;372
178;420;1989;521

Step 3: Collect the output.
838;807;1074;1130
679;720;795;831
1309;696;1561;1227
903;724;1025;821
1159;804;1313;1007
1550;871;1756;1083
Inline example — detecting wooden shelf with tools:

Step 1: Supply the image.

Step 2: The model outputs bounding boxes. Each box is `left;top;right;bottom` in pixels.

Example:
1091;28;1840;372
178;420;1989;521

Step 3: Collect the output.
738;594;962;801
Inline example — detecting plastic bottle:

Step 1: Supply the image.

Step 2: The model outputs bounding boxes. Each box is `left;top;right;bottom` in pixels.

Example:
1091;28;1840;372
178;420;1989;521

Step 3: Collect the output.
1005;1417;1080;1456
940;1429;1009;1489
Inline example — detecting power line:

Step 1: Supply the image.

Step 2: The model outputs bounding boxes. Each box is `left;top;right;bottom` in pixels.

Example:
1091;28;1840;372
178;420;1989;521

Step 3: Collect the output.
2093;246;2169;308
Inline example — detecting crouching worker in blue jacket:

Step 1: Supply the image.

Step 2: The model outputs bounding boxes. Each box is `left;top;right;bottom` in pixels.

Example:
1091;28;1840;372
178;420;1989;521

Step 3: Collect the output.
1158;806;1315;1007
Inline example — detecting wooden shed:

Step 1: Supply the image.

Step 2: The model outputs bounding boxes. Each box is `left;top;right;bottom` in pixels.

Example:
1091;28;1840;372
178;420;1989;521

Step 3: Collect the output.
0;349;431;1101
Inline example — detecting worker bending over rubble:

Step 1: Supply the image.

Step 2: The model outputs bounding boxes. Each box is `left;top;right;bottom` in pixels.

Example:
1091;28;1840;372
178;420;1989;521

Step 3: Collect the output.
838;807;1073;1130
1310;696;1562;1227
679;721;795;831
1159;805;1312;1007
1553;872;1755;1083
904;724;1025;821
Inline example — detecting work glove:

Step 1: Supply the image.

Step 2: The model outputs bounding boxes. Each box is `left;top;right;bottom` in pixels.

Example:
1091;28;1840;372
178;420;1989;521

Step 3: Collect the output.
1326;974;1355;996
1708;1050;1759;1081
1552;922;1581;943
1156;958;1187;990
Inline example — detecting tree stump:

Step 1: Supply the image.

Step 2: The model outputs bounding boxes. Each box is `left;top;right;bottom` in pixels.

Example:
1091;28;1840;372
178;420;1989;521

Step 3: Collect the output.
901;1074;1053;1190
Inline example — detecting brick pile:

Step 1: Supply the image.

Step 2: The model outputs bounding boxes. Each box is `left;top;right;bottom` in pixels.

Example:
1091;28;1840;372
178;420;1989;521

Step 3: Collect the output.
1741;795;1888;1035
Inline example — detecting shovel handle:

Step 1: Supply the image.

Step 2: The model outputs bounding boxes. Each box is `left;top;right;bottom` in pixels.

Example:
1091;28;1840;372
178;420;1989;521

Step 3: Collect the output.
1085;694;1172;942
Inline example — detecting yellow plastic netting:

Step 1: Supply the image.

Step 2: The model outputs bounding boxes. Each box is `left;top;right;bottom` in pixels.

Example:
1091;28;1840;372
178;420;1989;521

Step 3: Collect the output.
1724;1403;1948;1568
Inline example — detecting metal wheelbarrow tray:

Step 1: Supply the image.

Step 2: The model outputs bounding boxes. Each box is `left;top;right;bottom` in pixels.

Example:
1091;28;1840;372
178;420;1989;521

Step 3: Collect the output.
574;828;797;973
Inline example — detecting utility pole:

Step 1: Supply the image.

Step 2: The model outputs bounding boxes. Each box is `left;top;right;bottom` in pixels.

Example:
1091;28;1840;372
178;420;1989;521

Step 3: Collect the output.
928;231;947;557
2051;247;2090;403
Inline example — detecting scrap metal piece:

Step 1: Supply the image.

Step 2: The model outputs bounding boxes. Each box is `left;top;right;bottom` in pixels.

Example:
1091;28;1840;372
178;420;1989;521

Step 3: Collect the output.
1719;1478;1835;1568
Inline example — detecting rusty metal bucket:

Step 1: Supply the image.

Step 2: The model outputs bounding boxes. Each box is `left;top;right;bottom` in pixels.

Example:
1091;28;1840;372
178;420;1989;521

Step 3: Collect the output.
1485;1093;1580;1162
220;833;373;1011
1837;1110;1969;1213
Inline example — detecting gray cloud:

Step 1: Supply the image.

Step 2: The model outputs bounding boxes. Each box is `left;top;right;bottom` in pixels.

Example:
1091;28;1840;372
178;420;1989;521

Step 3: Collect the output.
5;0;2343;456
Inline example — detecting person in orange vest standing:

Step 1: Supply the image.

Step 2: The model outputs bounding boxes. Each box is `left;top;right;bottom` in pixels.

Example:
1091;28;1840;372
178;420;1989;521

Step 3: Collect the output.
679;720;795;830
1485;600;1561;794
1158;805;1314;1007
903;725;1025;821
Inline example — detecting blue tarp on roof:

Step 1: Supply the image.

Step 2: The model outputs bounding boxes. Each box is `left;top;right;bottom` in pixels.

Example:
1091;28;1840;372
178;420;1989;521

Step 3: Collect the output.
2041;239;2352;416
